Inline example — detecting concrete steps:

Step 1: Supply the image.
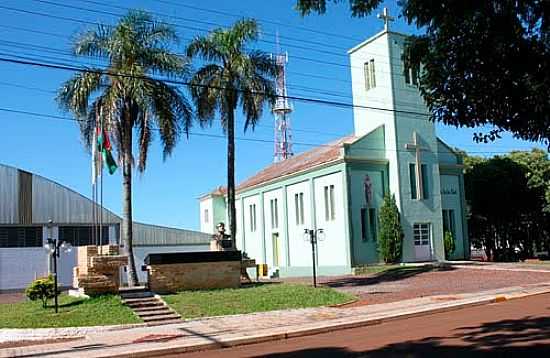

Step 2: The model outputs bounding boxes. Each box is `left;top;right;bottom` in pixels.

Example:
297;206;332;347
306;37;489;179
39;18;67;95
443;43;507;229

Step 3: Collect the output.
120;288;182;326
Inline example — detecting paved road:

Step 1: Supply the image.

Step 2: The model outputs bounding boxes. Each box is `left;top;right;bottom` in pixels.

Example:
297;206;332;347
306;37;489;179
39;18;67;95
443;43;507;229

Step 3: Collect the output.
175;293;550;357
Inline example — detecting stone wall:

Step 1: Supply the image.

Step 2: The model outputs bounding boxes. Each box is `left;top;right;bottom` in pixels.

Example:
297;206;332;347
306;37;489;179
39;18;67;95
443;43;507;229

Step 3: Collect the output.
73;245;127;295
147;261;241;293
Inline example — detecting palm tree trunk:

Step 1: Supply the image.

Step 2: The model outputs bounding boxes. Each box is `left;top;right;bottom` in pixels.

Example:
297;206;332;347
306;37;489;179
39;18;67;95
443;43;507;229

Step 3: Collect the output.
122;109;139;286
227;107;237;249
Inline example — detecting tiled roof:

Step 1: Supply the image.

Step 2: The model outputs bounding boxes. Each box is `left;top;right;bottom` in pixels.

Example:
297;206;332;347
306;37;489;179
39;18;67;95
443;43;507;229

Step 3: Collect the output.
237;135;356;192
199;186;227;200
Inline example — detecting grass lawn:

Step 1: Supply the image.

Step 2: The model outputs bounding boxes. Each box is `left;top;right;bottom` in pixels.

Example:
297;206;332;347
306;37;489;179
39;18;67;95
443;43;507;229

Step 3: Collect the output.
353;264;402;275
163;283;355;319
0;294;141;329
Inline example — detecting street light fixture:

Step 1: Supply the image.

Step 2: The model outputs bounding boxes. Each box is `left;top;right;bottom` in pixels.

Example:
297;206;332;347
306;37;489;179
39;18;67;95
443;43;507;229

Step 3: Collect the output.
43;220;72;313
304;228;325;288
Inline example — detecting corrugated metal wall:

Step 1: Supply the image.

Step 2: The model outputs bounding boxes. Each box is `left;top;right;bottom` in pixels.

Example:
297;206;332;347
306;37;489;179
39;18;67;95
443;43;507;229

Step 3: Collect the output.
0;165;18;224
133;222;211;246
32;174;120;224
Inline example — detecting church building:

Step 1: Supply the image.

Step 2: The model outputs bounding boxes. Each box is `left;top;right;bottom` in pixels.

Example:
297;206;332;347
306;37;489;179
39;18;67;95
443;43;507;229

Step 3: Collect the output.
199;13;469;276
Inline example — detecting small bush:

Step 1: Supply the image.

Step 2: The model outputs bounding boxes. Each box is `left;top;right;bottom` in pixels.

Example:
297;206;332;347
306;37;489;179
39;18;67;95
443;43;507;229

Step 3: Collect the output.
377;193;403;263
26;276;57;309
444;231;455;259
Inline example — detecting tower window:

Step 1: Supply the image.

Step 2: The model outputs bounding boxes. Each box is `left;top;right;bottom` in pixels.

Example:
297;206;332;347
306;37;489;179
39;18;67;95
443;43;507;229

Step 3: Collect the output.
364;59;376;91
404;63;419;86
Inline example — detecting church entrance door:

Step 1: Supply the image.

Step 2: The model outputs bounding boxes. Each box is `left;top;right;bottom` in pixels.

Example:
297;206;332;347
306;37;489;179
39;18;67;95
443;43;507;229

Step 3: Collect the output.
413;223;432;261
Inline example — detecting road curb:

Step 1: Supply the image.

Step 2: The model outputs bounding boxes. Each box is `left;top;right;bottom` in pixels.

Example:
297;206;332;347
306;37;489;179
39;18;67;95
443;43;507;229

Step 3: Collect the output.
106;288;550;358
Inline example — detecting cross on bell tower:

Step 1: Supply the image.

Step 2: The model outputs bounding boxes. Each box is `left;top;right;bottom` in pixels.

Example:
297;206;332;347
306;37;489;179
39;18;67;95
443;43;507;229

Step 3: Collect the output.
377;7;394;31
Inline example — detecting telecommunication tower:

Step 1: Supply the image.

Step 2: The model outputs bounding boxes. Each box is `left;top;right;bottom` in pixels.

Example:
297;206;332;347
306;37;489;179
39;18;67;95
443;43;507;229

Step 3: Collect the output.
272;35;293;162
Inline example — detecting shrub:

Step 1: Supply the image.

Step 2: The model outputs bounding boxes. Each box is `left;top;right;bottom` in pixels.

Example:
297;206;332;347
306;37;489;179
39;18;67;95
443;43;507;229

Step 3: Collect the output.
26;276;57;309
377;193;403;263
444;231;455;259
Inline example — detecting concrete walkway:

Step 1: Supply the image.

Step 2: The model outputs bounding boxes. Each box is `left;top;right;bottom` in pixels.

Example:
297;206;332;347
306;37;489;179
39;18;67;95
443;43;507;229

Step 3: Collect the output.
2;281;550;358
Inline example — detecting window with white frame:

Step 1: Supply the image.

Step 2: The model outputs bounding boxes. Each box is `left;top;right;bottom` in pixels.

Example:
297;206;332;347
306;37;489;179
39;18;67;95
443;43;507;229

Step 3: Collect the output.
294;192;305;225
249;204;257;232
413;223;431;246
270;198;279;229
324;185;336;221
364;59;376;91
204;209;209;223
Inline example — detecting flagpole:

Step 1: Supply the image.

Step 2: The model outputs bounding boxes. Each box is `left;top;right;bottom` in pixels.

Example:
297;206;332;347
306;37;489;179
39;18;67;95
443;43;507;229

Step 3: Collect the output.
91;116;97;249
99;107;103;255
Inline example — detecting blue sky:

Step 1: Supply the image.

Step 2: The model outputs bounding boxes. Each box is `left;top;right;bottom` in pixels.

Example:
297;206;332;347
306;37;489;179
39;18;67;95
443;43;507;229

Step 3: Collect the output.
0;0;544;230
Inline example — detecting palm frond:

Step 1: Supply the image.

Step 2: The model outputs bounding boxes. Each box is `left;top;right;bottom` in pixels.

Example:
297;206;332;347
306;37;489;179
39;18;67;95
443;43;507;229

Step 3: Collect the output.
137;110;153;172
189;64;224;124
73;25;112;58
146;80;193;159
232;19;260;47
186;36;224;62
56;70;104;118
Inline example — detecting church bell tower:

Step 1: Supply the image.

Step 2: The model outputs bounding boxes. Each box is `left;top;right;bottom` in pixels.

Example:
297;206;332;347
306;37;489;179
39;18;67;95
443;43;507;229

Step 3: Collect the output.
348;9;445;262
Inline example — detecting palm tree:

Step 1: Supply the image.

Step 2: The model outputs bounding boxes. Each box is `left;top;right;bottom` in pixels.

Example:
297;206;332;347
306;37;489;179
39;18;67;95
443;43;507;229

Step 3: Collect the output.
57;11;193;286
187;19;278;247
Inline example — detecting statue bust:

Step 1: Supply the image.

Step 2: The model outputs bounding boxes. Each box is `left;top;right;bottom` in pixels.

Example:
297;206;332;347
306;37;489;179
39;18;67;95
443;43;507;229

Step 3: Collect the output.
210;222;234;251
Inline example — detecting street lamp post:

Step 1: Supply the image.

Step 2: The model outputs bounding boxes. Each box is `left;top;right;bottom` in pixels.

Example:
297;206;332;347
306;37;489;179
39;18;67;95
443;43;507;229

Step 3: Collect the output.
303;228;325;288
44;220;72;313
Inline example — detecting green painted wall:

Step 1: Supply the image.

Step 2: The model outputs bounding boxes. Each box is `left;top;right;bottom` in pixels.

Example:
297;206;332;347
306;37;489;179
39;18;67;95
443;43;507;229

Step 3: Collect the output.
346;162;389;265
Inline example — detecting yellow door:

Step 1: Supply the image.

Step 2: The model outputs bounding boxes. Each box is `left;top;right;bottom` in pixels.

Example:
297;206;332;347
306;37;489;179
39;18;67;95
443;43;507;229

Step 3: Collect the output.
272;233;280;267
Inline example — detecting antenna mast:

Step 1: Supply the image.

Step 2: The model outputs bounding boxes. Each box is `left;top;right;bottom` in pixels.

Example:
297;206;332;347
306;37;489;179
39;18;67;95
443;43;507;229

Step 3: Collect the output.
273;32;293;162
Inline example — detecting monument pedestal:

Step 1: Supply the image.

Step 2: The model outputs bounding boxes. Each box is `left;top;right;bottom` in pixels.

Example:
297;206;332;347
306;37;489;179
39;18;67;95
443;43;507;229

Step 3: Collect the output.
72;245;128;296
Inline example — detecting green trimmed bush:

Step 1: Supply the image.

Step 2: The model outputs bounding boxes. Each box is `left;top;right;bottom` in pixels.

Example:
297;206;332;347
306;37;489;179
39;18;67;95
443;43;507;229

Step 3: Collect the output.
377;193;403;263
25;275;57;309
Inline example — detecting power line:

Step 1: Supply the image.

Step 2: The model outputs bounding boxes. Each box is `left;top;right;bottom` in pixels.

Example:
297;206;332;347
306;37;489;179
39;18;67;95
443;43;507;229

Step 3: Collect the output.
0;106;528;155
0;35;418;105
151;0;365;43
0;53;434;119
0;78;532;150
86;0;358;51
11;1;406;70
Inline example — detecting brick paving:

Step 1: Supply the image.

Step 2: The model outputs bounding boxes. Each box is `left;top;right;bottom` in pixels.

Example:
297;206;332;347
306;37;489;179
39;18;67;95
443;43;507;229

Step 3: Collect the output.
285;265;550;306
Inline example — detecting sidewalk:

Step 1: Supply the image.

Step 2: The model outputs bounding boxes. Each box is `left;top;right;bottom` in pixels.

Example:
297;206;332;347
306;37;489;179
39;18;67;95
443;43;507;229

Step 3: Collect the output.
2;281;550;358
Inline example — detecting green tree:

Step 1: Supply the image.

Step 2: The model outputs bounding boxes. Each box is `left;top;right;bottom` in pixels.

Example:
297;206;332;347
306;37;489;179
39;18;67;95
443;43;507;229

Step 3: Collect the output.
377;193;403;263
295;0;550;147
464;151;550;261
26;276;56;309
186;19;278;244
57;11;193;286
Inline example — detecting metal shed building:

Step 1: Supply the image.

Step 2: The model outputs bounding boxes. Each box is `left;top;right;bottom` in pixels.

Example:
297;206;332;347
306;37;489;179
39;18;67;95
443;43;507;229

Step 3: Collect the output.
0;163;210;290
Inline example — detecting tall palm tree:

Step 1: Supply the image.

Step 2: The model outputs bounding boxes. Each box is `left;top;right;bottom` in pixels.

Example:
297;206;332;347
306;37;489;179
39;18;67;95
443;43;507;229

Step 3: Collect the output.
187;19;278;246
57;11;193;286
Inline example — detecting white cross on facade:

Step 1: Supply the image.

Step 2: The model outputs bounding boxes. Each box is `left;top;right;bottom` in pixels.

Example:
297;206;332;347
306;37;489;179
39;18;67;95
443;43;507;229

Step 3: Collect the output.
405;131;429;199
377;7;395;32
